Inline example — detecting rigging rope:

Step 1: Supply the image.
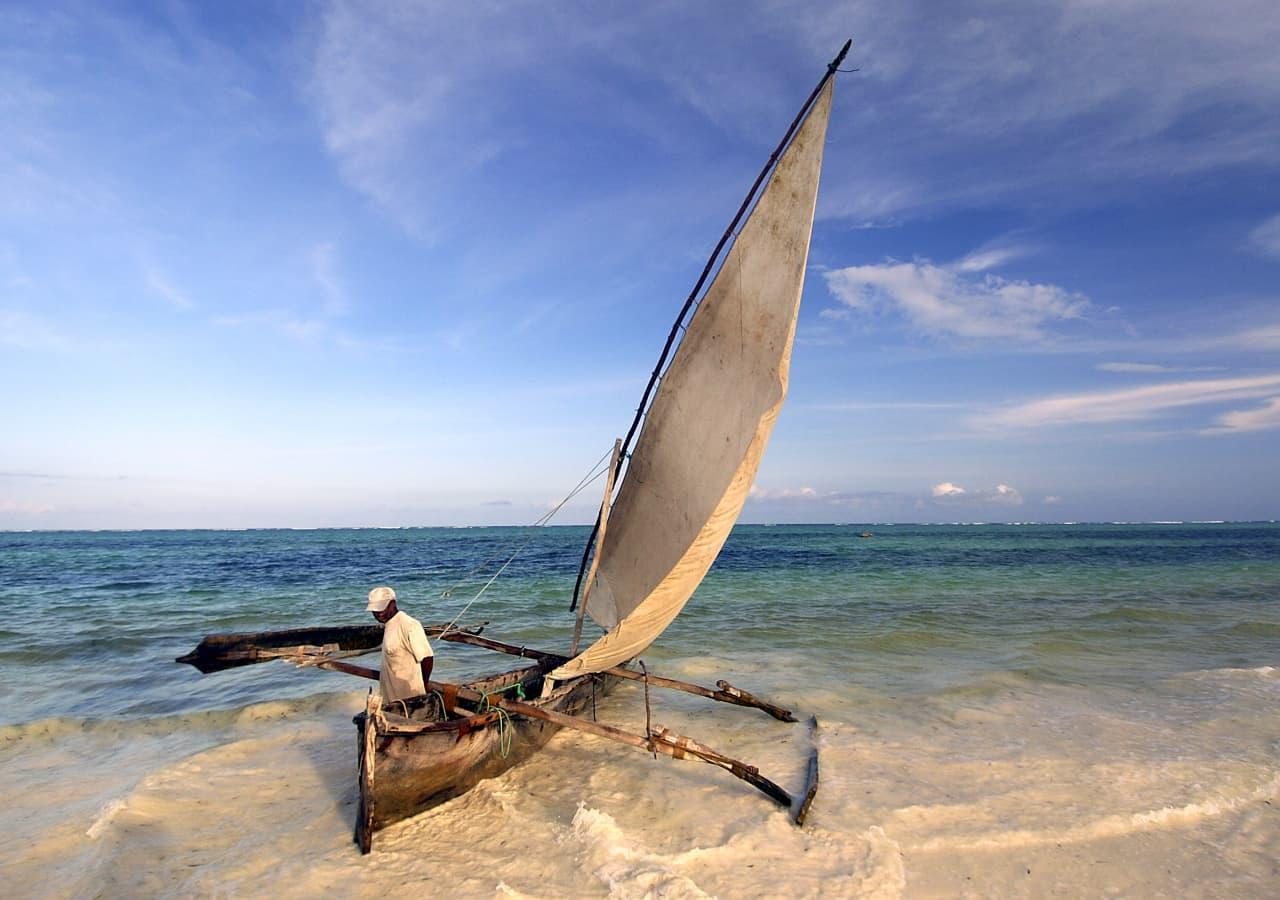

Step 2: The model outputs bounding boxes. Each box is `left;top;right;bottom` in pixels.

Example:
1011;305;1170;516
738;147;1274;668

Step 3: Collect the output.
439;442;616;600
434;443;617;639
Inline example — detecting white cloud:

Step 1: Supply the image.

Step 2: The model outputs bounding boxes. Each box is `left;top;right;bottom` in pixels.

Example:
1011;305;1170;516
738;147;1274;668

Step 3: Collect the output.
1043;495;1061;504
812;400;965;412
991;483;1023;505
800;1;1280;218
145;267;194;310
1204;396;1280;434
310;242;347;316
979;373;1280;430
1247;213;1280;260
955;241;1030;273
302;2;1280;237
1097;362;1221;374
0;499;55;515
931;481;1022;504
1228;324;1280;350
825;256;1088;342
307;2;543;236
748;485;819;501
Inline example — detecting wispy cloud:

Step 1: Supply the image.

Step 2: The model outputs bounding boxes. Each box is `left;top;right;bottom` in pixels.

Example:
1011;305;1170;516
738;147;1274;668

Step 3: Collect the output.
1097;362;1221;374
745;486;915;513
145;266;194;310
955;239;1032;273
309;242;347;316
978;373;1280;431
0;499;54;515
749;486;820;502
214;309;329;342
213;242;356;343
307;2;531;236
824;254;1089;342
748;482;1025;512
1247;213;1280;260
1204;397;1280;434
1224;324;1280;351
802;1;1280;218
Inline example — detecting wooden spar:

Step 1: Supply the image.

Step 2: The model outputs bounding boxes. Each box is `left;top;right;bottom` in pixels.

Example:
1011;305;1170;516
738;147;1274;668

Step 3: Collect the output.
568;38;853;613
437;630;796;721
423;679;796;813
181;621;796;723
314;658;378;679
175;622;486;674
175;624;382;673
599;669;796;721
570;438;621;656
437;631;559;663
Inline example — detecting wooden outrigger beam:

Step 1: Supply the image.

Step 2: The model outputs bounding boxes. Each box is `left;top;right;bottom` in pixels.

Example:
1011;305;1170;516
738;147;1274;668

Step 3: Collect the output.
436;630;797;722
175;622;487;674
278;656;819;825
468;685;798;815
388;676;804;820
176;622;796;722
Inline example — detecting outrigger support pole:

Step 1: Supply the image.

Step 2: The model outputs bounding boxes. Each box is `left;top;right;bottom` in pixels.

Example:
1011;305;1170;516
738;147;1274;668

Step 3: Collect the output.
426;678;811;823
438;630;796;721
304;657;819;823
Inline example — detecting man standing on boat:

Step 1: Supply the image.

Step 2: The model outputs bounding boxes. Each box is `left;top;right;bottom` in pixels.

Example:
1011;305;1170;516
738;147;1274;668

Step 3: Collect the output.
366;586;434;702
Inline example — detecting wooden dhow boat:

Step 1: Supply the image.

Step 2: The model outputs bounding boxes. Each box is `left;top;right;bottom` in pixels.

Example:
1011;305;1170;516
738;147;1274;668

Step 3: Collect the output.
178;41;850;853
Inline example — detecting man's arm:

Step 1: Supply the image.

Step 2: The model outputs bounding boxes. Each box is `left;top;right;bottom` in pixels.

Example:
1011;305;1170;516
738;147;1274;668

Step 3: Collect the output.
420;655;434;689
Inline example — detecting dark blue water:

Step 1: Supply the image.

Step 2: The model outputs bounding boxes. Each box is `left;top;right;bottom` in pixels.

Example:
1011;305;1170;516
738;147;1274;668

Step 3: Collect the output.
1;523;1276;725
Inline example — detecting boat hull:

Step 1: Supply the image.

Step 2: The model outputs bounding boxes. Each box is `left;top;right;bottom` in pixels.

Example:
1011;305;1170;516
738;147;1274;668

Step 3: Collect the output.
354;665;611;852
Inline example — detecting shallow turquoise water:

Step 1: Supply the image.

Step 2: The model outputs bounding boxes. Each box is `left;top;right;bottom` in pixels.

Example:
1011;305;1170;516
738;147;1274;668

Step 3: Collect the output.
1;523;1277;897
1;523;1276;723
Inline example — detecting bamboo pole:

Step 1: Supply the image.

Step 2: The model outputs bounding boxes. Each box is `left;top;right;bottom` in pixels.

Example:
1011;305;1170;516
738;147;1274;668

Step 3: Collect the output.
438;630;796;721
427;679;796;813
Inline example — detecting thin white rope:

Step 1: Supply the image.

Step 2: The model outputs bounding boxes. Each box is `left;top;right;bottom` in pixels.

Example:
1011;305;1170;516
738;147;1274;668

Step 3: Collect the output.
436;445;616;638
438;442;616;599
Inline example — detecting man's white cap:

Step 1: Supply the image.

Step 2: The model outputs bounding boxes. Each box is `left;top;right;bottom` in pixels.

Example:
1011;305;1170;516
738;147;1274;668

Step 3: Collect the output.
367;586;396;612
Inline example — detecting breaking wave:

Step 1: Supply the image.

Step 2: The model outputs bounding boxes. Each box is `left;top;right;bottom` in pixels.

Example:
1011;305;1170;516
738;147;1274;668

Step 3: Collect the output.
0;690;362;746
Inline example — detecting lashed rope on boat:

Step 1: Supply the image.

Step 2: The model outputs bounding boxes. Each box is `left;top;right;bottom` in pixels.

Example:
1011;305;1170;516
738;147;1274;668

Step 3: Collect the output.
474;682;526;758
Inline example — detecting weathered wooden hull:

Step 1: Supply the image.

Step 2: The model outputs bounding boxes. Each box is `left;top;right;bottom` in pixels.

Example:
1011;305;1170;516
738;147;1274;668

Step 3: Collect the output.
354;664;612;852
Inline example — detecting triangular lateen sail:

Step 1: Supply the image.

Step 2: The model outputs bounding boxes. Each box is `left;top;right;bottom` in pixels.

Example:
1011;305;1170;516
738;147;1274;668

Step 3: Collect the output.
549;79;834;681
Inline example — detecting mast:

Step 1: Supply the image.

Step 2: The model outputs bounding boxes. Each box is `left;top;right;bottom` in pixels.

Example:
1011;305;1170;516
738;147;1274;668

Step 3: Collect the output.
551;44;843;681
569;40;852;615
570;438;621;656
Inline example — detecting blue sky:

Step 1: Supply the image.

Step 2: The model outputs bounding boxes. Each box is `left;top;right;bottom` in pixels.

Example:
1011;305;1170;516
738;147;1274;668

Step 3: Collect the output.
2;0;1278;529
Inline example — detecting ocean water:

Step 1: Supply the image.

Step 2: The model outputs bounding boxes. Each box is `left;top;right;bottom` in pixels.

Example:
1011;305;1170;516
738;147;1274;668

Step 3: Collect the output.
1;523;1277;898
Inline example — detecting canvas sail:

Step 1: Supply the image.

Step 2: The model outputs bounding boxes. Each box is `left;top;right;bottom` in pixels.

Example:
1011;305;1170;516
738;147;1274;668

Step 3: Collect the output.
549;81;834;681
